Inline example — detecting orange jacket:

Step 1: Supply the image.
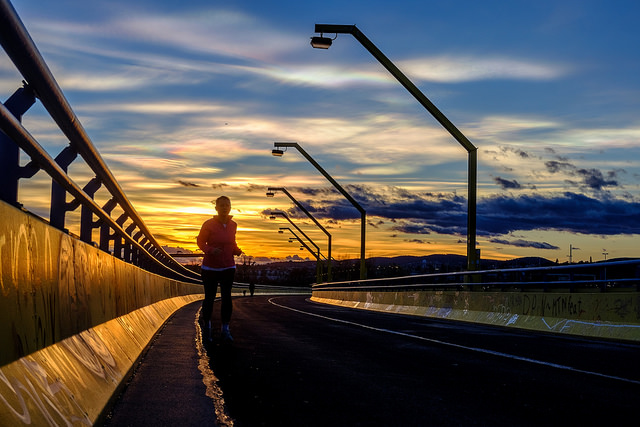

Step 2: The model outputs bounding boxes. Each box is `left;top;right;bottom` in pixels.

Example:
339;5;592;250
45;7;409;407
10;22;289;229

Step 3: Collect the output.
197;215;241;269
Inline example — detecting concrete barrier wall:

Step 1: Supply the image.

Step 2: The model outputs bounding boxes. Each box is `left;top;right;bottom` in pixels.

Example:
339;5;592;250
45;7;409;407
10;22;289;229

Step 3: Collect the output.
0;201;203;366
0;295;201;425
0;200;204;424
312;288;640;342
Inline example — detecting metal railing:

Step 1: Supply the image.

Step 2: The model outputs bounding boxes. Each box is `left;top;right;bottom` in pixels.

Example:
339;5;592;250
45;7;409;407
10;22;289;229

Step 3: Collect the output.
313;258;640;292
233;282;312;293
0;0;200;283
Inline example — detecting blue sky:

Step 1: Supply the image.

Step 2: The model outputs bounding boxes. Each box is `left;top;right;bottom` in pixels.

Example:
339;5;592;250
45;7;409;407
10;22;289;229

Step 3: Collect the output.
2;0;639;263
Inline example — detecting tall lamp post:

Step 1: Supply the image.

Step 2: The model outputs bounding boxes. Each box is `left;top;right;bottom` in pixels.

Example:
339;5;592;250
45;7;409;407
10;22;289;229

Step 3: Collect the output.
271;211;324;282
272;141;367;279
278;227;324;283
270;211;320;255
311;24;478;272
267;186;332;281
278;226;326;261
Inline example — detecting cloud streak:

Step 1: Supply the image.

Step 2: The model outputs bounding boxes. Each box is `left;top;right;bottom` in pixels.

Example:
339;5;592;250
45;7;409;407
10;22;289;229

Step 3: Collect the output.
399;56;570;83
489;238;559;250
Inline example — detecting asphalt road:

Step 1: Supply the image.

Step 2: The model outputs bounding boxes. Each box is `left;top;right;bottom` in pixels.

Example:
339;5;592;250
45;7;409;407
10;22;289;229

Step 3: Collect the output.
106;294;640;426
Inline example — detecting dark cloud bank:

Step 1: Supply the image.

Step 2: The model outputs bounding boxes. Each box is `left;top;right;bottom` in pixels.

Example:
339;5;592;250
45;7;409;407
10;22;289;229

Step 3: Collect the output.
264;185;640;249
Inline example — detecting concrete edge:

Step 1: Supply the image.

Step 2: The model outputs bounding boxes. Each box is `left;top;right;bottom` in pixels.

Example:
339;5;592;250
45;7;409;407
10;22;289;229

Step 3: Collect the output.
0;294;203;426
311;294;640;343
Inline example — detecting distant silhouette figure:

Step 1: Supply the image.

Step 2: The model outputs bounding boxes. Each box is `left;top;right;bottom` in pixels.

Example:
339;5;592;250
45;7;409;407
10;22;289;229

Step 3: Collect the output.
197;196;242;343
249;282;255;296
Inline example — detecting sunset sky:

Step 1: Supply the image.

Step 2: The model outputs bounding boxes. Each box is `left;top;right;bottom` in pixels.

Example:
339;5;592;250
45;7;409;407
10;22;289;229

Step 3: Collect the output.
2;0;639;264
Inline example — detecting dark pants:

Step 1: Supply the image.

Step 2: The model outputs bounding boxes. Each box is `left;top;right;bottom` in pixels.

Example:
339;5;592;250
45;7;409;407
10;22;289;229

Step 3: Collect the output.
201;268;235;324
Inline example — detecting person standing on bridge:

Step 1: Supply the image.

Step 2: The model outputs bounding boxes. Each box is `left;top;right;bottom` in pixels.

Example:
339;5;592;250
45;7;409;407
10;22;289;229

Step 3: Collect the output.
197;195;242;342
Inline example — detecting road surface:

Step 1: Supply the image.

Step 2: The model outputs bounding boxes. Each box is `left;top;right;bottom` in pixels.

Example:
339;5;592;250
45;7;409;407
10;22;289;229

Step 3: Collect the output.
106;294;640;426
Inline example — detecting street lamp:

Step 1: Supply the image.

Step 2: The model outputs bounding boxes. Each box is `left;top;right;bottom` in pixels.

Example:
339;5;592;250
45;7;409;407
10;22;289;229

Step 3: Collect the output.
267;186;332;281
278;227;326;261
278;227;324;283
310;34;334;49
311;24;478;272
270;211;319;255
281;228;319;257
271;211;324;281
272;141;366;279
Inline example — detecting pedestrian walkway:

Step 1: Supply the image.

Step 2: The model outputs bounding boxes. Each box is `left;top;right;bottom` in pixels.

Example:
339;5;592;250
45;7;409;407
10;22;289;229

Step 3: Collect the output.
102;301;221;426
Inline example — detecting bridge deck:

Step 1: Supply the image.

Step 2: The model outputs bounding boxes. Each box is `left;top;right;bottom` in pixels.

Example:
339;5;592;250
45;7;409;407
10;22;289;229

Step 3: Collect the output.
103;295;640;427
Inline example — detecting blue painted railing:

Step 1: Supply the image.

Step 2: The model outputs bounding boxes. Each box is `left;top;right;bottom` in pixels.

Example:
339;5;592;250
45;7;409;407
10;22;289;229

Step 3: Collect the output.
0;0;199;283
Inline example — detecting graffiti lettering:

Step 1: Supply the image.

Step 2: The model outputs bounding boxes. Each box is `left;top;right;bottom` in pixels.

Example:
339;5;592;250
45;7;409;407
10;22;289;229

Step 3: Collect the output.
522;294;585;318
545;295;584;318
613;297;633;319
523;294;536;316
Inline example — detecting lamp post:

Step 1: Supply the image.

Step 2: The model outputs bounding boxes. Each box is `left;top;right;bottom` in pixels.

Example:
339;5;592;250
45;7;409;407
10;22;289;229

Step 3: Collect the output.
267;186;332;281
278;227;324;283
270;211;319;255
271;211;324;282
311;24;478;272
272;141;366;279
278;226;326;261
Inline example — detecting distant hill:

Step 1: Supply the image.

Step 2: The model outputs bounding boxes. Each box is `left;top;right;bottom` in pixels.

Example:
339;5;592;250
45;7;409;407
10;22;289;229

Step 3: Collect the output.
367;254;467;267
496;256;556;268
265;254;555;271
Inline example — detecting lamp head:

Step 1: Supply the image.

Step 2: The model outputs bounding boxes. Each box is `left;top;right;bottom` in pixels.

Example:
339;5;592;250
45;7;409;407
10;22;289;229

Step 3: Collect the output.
272;148;284;156
266;191;275;197
269;215;276;220
310;36;332;49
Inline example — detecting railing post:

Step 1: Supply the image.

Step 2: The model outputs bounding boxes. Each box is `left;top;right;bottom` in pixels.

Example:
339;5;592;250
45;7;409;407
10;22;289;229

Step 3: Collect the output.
99;198;117;253
80;177;102;243
113;213;128;259
132;231;143;266
140;239;151;269
124;223;137;262
0;84;35;206
49;145;78;230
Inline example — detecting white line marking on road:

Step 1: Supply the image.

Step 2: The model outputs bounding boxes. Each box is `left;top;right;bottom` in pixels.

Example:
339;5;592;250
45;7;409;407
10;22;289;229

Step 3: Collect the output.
268;297;640;386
